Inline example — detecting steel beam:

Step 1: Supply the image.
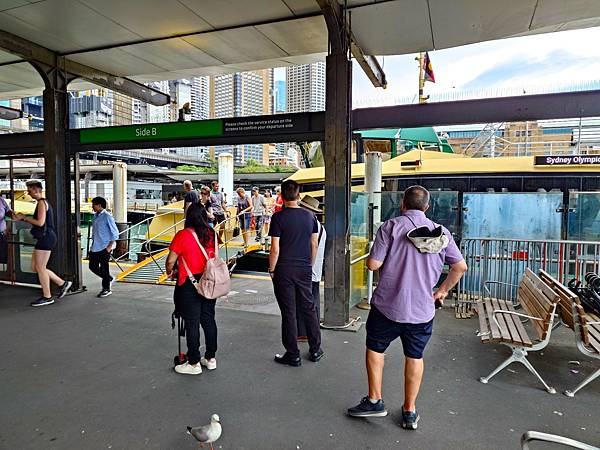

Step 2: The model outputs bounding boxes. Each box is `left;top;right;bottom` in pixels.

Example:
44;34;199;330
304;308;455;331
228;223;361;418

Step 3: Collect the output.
316;0;386;89
0;29;169;106
319;0;353;327
0;105;23;120
353;89;600;129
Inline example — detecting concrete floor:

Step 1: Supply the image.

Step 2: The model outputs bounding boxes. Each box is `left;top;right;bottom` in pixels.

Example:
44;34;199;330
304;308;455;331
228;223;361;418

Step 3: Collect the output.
1;273;599;450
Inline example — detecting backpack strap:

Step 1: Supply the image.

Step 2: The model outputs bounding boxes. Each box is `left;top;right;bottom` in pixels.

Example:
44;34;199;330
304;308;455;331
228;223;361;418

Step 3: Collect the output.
188;229;210;260
317;221;324;244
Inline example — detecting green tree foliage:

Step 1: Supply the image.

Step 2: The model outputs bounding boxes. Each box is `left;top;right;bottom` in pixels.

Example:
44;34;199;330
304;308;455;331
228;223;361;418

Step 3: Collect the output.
177;158;295;174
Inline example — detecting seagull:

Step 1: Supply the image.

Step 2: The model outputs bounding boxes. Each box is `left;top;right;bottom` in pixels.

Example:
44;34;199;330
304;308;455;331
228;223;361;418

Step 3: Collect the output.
187;414;222;450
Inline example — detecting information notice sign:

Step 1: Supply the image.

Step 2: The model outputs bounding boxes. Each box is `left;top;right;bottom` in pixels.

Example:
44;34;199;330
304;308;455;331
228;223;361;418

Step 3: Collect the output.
79;120;223;144
534;155;600;166
222;115;309;136
78;113;318;145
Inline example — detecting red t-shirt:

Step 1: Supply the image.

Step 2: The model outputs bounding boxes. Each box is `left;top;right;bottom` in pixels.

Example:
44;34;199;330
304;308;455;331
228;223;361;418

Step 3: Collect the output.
169;228;215;286
274;194;284;213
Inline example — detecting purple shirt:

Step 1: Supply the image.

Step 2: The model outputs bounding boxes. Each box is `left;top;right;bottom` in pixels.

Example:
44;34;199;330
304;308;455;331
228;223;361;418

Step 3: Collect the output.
369;209;464;324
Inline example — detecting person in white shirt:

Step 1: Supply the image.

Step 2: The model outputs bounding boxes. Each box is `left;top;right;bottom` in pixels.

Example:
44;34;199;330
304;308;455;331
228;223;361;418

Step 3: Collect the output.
296;195;326;340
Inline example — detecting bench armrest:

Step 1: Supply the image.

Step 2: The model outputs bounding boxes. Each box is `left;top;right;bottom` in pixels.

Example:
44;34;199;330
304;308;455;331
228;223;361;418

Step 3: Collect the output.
492;310;544;333
483;280;519;296
493;310;543;322
521;431;597;450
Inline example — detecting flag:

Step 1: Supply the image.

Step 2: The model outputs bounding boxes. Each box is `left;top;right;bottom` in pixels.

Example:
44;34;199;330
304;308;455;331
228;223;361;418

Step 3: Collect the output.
424;52;435;83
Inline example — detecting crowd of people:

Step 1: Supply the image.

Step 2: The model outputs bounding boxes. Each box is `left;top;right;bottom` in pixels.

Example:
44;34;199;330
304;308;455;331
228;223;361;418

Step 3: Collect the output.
5;178;467;430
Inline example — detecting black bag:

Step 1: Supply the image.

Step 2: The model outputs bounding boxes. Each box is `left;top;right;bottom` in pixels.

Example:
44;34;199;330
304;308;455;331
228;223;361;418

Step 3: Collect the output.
0;233;7;264
232;226;240;238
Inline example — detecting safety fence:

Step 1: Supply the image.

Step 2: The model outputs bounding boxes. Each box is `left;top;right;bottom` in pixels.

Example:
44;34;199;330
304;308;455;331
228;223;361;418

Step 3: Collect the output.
457;238;600;309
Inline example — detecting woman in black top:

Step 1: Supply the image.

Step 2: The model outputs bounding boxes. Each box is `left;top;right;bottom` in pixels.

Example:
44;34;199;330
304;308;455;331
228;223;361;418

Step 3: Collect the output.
16;180;71;307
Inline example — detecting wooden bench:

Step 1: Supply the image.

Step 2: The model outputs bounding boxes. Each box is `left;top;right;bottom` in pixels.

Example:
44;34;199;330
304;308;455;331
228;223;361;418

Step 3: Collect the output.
540;271;600;397
477;268;560;393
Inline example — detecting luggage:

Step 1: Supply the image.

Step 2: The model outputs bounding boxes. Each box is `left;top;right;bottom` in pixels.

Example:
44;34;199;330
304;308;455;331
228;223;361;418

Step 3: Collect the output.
171;310;187;366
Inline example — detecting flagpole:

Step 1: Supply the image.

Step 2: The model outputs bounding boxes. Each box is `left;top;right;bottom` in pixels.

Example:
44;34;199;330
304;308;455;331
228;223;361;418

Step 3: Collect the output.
418;52;427;104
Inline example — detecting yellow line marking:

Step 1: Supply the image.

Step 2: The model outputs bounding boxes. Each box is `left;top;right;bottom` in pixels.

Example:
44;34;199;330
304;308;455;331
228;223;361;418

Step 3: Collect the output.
231;273;271;281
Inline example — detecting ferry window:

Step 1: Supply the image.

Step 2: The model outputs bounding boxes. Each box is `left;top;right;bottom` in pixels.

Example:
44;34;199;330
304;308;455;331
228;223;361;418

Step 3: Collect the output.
135;189;161;199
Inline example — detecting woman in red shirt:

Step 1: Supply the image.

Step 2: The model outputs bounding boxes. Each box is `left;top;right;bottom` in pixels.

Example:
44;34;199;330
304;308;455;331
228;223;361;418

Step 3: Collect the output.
166;204;217;375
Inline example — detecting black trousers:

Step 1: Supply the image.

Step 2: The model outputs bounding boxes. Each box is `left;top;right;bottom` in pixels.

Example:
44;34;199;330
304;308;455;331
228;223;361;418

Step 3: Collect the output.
297;281;321;337
273;265;321;357
174;278;218;364
89;250;112;290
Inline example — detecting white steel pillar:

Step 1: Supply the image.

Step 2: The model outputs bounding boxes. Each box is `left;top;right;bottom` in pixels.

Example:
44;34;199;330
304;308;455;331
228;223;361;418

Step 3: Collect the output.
112;162;127;256
218;152;234;207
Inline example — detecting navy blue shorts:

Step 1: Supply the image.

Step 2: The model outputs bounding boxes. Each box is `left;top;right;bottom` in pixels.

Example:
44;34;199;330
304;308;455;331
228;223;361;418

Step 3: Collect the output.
366;305;433;359
34;230;57;251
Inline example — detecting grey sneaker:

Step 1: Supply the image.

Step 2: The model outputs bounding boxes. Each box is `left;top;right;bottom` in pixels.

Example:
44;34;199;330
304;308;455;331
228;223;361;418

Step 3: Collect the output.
401;407;420;430
347;396;388;417
57;281;72;299
98;289;112;298
31;297;55;307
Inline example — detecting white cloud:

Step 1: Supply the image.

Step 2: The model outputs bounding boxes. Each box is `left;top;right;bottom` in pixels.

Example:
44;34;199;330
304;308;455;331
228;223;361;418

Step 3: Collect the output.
352;26;600;105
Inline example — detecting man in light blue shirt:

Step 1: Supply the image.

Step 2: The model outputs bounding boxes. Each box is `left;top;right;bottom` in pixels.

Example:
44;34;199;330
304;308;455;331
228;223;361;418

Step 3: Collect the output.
90;196;119;298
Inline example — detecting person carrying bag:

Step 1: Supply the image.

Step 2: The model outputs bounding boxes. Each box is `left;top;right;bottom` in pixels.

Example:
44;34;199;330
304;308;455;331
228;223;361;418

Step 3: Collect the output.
165;204;227;376
180;229;230;300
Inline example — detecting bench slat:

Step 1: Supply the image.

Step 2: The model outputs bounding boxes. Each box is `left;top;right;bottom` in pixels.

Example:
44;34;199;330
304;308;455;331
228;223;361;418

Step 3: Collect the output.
521;278;554;326
491;298;513;342
504;301;533;347
518;285;547;340
484;299;502;342
497;299;525;345
521;277;553;324
527;269;560;304
476;301;490;343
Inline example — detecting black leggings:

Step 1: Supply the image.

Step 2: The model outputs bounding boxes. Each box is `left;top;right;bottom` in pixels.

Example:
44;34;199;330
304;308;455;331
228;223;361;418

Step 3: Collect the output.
174;278;217;364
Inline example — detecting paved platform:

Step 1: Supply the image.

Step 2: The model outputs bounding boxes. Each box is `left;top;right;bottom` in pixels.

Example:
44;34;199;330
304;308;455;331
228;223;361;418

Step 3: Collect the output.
1;274;599;449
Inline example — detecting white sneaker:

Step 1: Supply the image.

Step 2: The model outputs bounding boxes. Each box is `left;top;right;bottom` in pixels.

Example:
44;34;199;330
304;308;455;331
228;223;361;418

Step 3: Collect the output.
174;362;202;375
200;357;217;370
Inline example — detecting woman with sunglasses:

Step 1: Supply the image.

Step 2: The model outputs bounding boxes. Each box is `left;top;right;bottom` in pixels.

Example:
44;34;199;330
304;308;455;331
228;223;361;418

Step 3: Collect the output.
199;186;215;226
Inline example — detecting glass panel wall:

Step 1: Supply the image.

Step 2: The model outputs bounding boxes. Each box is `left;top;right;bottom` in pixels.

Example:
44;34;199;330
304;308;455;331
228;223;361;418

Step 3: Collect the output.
567;192;600;241
350;192;370;308
462;192;563;239
380;191;460;237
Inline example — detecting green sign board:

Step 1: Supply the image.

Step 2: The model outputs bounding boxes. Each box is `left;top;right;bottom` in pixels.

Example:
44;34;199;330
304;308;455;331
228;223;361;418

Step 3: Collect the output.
79;120;224;144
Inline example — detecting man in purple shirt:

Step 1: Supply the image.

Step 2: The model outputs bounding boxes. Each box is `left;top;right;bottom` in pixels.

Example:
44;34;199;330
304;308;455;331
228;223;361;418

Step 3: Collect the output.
348;185;467;430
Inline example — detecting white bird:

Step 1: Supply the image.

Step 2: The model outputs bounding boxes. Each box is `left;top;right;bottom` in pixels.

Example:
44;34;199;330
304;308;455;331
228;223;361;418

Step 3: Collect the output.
187;414;222;450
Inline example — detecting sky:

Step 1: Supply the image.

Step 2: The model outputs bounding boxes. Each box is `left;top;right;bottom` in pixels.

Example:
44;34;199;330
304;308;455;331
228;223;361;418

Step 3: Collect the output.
279;26;600;106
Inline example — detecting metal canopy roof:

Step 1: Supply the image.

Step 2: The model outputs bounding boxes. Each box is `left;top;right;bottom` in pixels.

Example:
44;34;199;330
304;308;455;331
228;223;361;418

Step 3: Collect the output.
1;0;600;99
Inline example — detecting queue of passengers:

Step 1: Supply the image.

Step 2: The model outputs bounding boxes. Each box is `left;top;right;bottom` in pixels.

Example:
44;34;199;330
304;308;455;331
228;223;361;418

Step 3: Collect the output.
167;181;467;431
6;177;467;431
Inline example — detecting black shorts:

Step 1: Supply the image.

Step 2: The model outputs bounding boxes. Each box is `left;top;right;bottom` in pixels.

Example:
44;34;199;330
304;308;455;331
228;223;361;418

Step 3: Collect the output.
34;230;57;251
214;213;226;225
366;305;433;359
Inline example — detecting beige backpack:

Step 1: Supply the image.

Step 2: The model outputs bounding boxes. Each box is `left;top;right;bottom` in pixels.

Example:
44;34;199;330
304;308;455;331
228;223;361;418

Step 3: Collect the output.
180;230;231;299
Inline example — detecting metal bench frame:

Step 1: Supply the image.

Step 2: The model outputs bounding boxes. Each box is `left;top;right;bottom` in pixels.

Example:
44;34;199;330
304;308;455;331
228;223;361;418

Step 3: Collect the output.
564;303;600;397
521;431;599;450
478;269;559;394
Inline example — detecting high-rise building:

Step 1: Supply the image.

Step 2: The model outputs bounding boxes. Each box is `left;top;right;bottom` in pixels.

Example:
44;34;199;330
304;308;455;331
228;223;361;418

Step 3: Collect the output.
211;69;273;164
286;62;325;113
274;80;286;113
190;76;210;121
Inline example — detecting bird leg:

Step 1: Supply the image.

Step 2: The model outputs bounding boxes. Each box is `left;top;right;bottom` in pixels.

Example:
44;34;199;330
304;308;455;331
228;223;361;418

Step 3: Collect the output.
210;444;214;450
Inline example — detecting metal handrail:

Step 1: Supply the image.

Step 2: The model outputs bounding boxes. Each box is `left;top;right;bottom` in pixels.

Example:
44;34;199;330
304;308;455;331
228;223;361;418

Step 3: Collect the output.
350;253;370;265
